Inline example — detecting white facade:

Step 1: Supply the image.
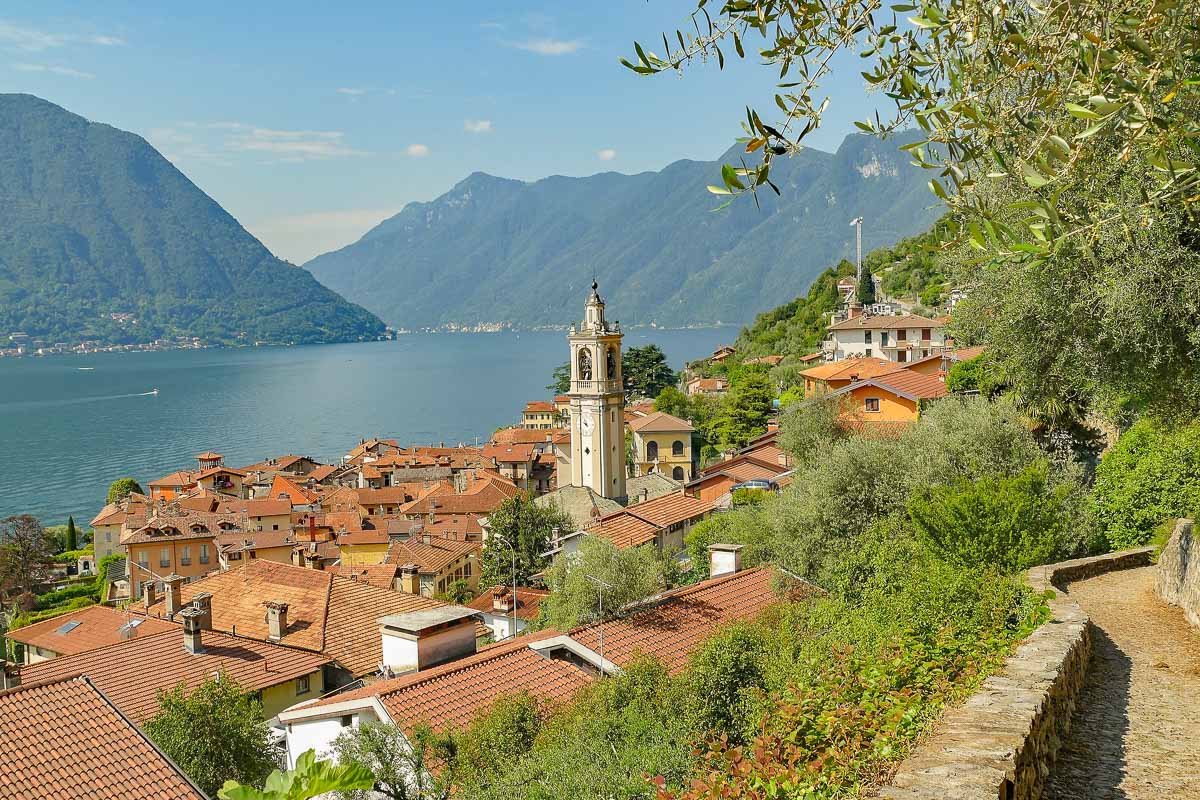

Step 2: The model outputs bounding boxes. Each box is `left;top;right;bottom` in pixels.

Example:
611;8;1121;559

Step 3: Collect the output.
478;611;530;640
568;283;627;501
827;321;947;363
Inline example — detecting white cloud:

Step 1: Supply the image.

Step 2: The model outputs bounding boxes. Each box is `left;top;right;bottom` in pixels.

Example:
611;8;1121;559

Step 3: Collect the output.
406;143;430;157
13;62;94;79
479;21;505;30
226;127;367;160
464;119;493;134
597;148;617;161
0;21;124;51
511;38;582;56
337;87;367;96
248;207;404;264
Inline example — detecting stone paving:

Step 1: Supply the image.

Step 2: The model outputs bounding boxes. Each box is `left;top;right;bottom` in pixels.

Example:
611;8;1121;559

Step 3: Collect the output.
1044;566;1200;799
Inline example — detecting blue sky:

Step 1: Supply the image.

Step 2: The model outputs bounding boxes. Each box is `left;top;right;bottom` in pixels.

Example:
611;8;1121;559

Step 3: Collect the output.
0;3;880;263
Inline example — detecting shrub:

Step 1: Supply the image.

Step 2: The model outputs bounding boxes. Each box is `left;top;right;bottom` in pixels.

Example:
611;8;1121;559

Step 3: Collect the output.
907;461;1079;573
1093;419;1200;549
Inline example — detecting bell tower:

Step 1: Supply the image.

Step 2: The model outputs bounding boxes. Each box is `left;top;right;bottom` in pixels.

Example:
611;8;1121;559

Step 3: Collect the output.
568;282;626;501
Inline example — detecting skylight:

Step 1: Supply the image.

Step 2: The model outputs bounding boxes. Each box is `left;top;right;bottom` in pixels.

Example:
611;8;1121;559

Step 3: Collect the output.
56;620;82;635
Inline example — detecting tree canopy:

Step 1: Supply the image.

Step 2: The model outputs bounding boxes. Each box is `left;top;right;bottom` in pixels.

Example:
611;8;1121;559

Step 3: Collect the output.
107;477;144;504
480;493;575;588
622;344;677;399
0;515;55;597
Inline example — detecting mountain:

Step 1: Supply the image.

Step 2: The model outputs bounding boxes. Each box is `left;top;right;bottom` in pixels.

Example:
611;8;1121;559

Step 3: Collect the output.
0;94;384;346
305;132;941;330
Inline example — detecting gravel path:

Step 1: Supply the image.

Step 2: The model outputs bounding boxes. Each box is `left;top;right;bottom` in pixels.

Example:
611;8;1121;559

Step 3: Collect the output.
1044;566;1200;799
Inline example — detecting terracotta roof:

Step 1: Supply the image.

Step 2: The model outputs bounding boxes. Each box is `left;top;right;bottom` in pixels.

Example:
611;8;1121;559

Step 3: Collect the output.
839;370;949;401
309;464;338;482
523;401;555;413
356;485;424;506
387;538;480;574
216;498;292;517
401;474;519;517
195;465;248;480
745;355;784;366
0;675;207;800
482;442;539;463
89;502;126;527
271;474;320;505
467;586;549;621
336;563;400;590
146;470;195;489
627;411;695;433
20;628;329;723
586;490;715;548
827;313;945;332
801;356;902;384
217;528;297;552
296;567;786;732
950;345;986;361
798;352;823;363
700;453;789;479
338;529;390;546
136;560;459;678
195;451;224;460
687;377;728;392
491;427;565;446
5;605;175;657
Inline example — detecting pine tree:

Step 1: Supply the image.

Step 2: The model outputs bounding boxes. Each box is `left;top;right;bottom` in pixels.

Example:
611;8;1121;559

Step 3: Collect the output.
856;268;876;305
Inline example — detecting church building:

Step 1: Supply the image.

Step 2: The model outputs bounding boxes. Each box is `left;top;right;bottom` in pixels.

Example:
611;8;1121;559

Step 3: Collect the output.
567;282;627;502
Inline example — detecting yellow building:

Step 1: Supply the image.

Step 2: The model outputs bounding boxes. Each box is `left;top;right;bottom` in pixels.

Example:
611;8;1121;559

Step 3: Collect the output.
522;401;558;429
337;530;392;567
831;370;949;424
628;411;696;482
389;536;481;597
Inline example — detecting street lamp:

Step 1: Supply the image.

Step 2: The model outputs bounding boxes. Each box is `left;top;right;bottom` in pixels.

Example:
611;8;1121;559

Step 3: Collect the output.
584;573;613;677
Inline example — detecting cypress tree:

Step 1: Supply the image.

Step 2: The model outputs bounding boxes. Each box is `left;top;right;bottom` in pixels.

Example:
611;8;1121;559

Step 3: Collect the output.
66;516;78;551
856;268;876;305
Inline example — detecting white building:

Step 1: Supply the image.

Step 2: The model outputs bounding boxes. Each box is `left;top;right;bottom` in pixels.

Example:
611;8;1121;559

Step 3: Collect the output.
823;313;948;363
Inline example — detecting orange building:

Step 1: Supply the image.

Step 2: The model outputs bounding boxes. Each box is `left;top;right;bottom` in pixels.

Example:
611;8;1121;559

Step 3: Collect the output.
831;370;948;423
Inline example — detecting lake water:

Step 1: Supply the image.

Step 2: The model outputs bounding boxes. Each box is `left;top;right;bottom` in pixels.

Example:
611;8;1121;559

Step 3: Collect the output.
0;328;735;525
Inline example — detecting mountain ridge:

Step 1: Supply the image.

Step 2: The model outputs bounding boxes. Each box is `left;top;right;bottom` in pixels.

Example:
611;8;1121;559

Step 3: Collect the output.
0;93;385;346
305;132;940;330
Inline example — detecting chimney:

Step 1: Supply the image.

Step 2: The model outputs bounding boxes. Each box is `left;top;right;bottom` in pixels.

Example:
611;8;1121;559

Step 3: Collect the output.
305;551;325;570
708;543;745;578
378;606;480;673
848;302;863;319
421;533;431;546
164;574;185;619
181;607;205;654
778;452;791;467
399;563;420;595
0;663;19;690
492;585;514;613
264;600;289;641
143;581;158;609
192;592;213;630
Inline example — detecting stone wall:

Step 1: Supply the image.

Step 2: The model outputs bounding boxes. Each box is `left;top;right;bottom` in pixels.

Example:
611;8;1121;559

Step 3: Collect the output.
1155;519;1199;629
879;547;1154;800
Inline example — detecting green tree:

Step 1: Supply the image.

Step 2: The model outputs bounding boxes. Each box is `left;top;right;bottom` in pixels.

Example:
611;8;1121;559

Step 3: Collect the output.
107;477;143;504
855;269;875;306
434;579;473;605
329;722;449;800
218;750;374;800
480;493;574;588
1093;419;1200;549
945;353;1004;397
0;515;55;597
653;386;691;419
144;674;280;797
906;462;1078;573
546;362;571;395
622;344;677;399
540;536;677;630
65;516;78;551
707;370;774;450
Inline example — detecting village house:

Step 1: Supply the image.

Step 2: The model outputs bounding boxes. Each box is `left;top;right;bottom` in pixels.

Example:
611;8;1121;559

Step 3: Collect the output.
587;490;715;554
0;675;208;800
19;605;330;721
628;411;696;482
277;554;798;767
822;312;947;363
4;604;174;665
337;527;392;567
216;497;293;531
521;400;558;429
124;504;241;599
684;376;729;397
386;536;481;598
710;345;736;363
136;559;475;687
830;368;949;423
467;585;549;640
217;528;298;567
194;465;249;498
146;470;196;501
800;356;906;395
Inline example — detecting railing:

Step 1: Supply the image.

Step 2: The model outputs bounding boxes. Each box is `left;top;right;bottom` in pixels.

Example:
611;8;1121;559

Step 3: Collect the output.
571;379;622;394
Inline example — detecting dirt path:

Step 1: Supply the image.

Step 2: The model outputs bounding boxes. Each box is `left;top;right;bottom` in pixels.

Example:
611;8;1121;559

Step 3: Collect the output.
1044;566;1200;799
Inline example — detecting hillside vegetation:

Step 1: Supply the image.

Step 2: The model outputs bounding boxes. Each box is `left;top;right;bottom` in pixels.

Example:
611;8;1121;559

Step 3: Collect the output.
0;94;385;346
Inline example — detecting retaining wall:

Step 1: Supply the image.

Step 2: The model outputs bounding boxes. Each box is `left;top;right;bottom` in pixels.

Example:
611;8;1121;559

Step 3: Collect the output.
1155;519;1199;629
879;547;1154;800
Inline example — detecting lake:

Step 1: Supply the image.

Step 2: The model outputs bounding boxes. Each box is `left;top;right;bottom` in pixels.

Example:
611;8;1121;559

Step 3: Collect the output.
0;328;735;525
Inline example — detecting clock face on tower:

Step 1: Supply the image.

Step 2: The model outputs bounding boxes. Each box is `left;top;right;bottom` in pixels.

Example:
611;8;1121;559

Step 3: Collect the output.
580;412;595;435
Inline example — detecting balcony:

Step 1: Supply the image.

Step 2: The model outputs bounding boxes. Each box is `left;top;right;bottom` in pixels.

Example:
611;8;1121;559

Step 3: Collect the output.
571;379;622;394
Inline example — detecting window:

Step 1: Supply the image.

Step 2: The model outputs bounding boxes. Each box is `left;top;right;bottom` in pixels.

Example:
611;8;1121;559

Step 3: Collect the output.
199;544;210;564
105;531;112;542
340;714;354;728
921;328;931;340
159;547;170;568
607;346;618;381
295;675;311;695
898;351;907;363
180;545;191;566
577;347;592;381
880;332;890;347
897;328;907;341
137;551;148;568
646;440;659;461
864;330;872;344
672;466;685;481
672;440;685;457
864;397;881;413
